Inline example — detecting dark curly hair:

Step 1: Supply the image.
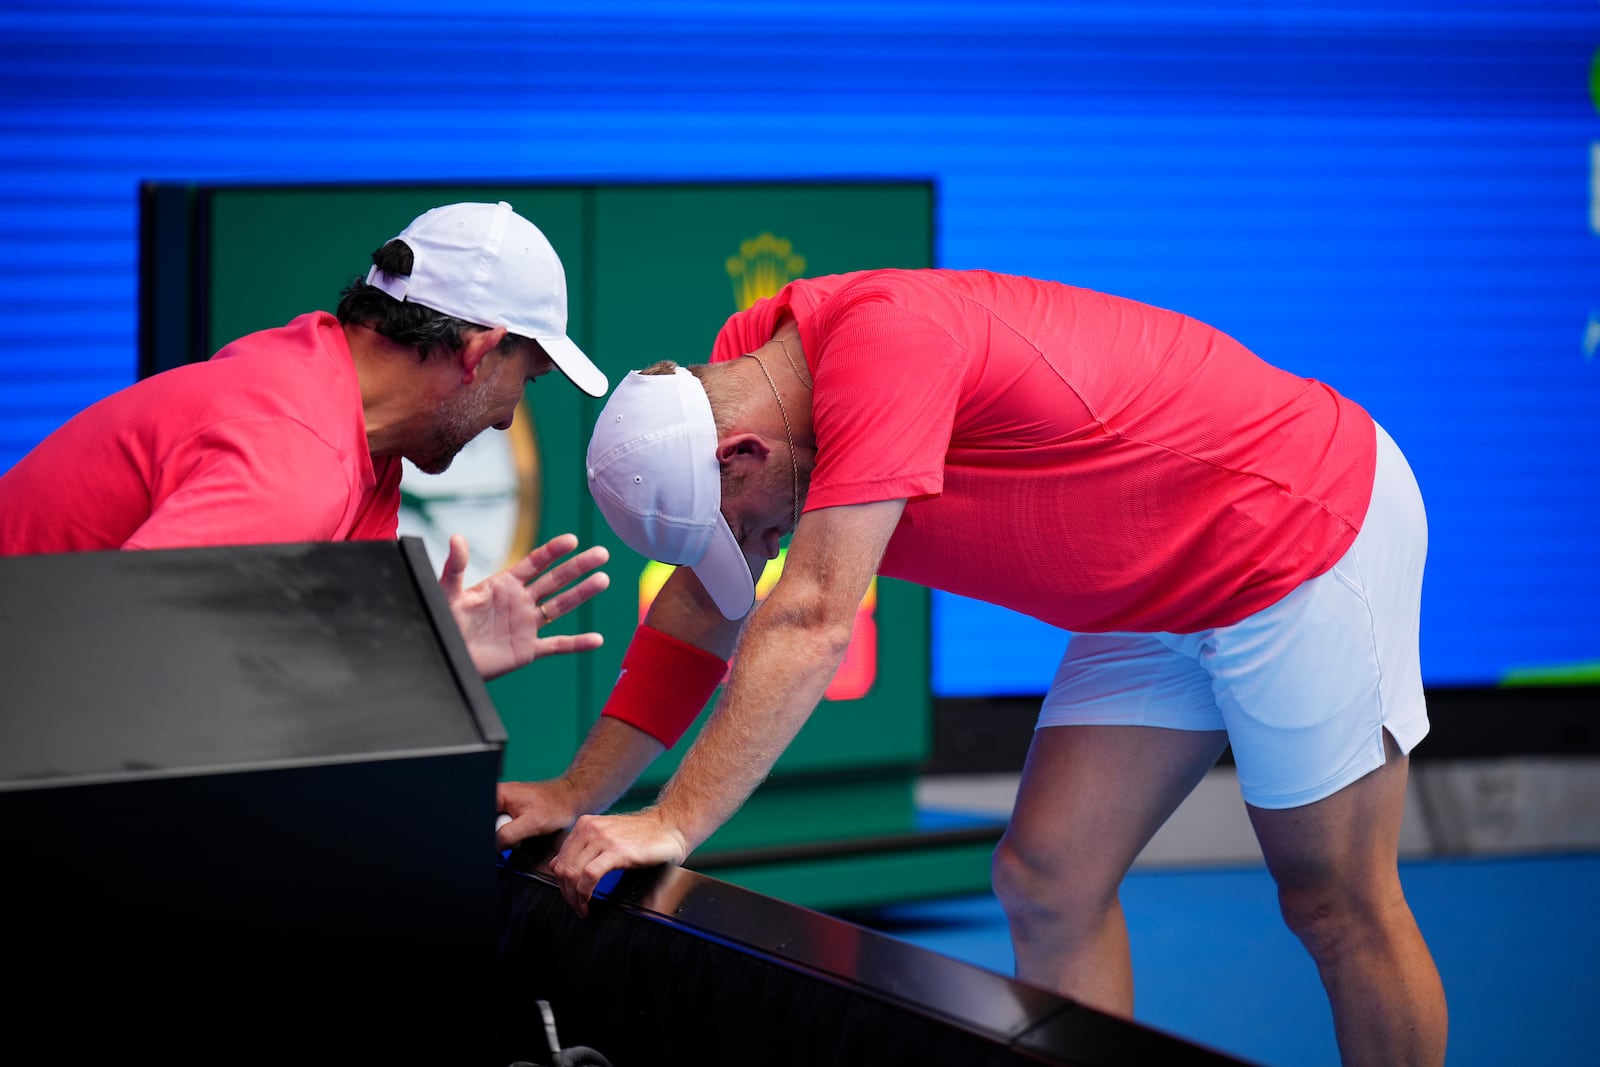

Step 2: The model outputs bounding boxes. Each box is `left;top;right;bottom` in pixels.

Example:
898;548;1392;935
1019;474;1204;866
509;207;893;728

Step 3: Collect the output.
335;238;527;360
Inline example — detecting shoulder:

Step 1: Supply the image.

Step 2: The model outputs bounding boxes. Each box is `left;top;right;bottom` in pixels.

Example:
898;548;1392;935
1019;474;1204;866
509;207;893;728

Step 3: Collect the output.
211;310;344;367
204;312;359;415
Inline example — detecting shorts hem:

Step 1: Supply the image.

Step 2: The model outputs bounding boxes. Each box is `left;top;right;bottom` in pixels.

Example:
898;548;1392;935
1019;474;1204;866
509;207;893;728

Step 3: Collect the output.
1385;712;1430;757
1034;712;1224;733
1242;758;1385;810
1241;711;1431;810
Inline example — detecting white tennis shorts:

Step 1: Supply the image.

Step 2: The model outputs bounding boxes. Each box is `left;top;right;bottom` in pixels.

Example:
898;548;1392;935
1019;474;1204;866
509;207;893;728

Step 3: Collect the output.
1036;423;1430;809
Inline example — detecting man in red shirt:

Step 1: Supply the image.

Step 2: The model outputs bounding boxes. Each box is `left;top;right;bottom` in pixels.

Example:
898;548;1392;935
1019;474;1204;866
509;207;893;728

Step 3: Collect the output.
500;269;1446;1064
0;201;613;681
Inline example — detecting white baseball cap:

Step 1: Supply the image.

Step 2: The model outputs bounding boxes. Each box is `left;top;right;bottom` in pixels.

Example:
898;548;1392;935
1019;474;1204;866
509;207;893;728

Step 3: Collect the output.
585;369;757;620
366;201;607;398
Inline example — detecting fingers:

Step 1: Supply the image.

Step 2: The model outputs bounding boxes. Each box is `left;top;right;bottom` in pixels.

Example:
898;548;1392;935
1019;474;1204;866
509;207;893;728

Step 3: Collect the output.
438;534;471;596
496;811;538;850
533;631;606;658
511;536;608;584
494;782;527;847
533;571;611;630
505;532;582;584
494;779;579;847
548;812;689;918
495;780;516;811
552;815;611;917
456;535;608;604
537;545;612;598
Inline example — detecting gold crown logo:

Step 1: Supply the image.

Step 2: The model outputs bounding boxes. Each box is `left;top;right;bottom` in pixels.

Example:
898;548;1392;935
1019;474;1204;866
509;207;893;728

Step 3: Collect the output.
726;232;806;310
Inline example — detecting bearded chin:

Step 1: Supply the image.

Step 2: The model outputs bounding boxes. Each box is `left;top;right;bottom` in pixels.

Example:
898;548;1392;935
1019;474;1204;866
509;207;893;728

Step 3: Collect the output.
412;404;479;475
415;456;452;476
410;435;467;476
412;446;461;476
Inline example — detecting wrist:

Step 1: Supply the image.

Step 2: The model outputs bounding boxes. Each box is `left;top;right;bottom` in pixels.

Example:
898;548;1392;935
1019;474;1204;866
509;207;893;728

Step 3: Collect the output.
546;773;587;820
641;803;696;862
600;624;728;747
560;714;672;816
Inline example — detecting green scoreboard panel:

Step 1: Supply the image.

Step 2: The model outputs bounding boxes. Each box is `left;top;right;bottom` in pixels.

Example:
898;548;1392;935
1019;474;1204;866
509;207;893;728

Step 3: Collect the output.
143;180;1002;908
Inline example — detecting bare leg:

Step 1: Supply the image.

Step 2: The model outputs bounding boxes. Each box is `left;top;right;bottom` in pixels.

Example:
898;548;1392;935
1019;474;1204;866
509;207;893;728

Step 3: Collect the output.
993;724;1228;1015
1248;732;1447;1066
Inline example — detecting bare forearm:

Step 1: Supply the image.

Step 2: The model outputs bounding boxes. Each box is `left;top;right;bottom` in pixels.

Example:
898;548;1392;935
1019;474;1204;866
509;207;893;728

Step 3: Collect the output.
550;569;743;822
654;610;849;851
561;715;668;815
545;502;905;914
643;567;747;659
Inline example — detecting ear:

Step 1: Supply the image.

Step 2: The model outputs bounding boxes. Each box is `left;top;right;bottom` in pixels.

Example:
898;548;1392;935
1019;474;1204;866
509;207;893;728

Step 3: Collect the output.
715;432;773;470
458;326;509;383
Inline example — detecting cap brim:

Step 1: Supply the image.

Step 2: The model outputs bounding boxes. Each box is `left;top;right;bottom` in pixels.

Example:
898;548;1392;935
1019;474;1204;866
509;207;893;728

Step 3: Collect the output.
538;334;608;398
692;513;758;621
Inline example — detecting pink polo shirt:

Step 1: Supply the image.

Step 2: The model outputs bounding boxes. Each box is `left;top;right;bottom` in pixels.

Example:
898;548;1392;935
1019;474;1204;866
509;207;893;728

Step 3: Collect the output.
710;270;1375;634
0;312;401;555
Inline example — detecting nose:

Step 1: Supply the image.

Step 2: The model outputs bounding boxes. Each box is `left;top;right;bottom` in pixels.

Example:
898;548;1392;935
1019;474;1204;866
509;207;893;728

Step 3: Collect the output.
760;528;782;560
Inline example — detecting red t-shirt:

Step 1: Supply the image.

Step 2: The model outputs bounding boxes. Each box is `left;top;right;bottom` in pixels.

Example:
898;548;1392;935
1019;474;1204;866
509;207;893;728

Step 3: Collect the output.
710;270;1376;634
0;312;401;555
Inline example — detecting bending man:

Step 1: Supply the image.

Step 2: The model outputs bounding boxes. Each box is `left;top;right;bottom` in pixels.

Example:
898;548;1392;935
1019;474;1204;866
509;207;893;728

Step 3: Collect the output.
501;268;1447;1065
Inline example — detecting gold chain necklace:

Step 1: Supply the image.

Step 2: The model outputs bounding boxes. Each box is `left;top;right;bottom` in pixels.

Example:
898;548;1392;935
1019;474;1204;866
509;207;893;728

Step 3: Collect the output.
746;352;801;531
776;336;813;390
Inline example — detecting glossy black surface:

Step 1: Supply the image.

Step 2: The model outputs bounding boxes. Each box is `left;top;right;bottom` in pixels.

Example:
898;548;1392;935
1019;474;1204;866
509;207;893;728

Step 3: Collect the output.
502;839;1254;1066
0;538;503;784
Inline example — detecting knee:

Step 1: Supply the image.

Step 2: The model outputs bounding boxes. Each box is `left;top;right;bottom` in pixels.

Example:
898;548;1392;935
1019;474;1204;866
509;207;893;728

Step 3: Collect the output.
1276;881;1344;959
991;834;1110;929
1274;873;1407;964
990;835;1039;916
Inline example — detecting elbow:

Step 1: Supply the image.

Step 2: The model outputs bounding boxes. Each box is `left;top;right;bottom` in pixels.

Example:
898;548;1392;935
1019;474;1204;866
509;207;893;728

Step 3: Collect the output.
815;615;857;666
760;590;857;665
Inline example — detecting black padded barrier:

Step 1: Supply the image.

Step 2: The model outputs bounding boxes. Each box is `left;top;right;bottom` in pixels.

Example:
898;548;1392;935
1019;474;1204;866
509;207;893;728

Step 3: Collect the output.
496;841;1256;1067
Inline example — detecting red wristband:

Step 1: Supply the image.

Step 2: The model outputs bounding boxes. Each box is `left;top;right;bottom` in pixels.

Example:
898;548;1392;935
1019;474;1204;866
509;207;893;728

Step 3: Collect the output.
600;624;729;747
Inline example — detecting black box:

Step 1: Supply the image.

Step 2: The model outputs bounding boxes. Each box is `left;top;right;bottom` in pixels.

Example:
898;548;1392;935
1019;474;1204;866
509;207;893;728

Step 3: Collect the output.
0;539;505;1064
